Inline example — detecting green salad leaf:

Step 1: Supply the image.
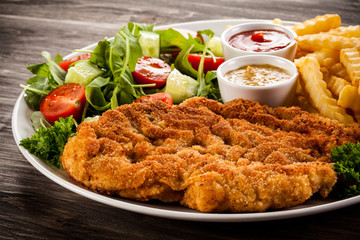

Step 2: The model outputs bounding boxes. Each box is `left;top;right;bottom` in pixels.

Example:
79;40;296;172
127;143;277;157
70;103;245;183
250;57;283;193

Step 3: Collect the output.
85;22;151;112
23;51;65;110
90;38;111;69
174;44;198;79
331;142;360;198
128;22;154;34
20;116;77;168
41;51;66;86
172;29;221;101
201;71;221;101
156;28;204;54
85;76;111;111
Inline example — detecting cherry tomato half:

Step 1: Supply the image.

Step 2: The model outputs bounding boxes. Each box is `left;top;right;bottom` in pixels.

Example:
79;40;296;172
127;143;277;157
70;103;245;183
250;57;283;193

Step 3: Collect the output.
58;53;91;71
132;56;172;88
40;83;87;123
135;92;173;106
187;54;225;73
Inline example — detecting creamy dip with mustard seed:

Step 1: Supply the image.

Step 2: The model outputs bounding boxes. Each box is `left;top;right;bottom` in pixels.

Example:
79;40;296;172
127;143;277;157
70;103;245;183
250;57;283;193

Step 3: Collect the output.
224;64;291;86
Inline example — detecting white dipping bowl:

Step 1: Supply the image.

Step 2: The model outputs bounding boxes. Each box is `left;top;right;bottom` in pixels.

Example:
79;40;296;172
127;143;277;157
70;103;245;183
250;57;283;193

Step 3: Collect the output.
217;55;299;107
221;22;297;61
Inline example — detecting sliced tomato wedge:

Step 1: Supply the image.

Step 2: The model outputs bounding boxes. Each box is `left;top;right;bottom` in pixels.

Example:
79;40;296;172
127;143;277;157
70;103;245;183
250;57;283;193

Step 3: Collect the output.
58;53;91;71
135;92;173;106
187;54;225;73
132;56;172;88
40;83;87;123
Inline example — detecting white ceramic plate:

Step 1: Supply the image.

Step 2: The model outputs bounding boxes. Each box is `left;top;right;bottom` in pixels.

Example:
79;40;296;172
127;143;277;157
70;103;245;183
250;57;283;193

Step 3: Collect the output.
12;19;360;222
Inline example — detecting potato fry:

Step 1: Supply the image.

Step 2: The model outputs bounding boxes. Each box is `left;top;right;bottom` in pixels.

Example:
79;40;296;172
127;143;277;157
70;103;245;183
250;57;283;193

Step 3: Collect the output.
338;85;360;112
323;59;351;81
295;48;310;59
272;18;283;25
324;75;351;97
297;34;360;52
340;48;360;89
295;56;355;124
326;25;360;38
306;49;339;64
292;14;360;125
292;14;341;36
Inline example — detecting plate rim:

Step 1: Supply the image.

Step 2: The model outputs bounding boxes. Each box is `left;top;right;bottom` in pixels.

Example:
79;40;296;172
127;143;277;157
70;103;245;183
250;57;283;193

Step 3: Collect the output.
12;18;360;222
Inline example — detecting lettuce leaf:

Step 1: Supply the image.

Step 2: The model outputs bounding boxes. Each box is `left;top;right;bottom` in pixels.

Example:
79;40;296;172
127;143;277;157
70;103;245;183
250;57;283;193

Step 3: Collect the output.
24;51;64;110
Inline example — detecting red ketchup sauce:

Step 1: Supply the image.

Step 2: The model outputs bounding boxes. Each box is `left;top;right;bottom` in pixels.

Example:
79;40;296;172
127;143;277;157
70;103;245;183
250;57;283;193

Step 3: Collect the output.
228;30;291;52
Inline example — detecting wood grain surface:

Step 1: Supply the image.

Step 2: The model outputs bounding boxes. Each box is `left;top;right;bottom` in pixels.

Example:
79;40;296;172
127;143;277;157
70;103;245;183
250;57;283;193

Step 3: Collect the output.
1;0;360;239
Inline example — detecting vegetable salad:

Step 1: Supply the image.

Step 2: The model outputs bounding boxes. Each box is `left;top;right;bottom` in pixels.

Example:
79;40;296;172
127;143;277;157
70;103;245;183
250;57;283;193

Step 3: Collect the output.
20;22;224;167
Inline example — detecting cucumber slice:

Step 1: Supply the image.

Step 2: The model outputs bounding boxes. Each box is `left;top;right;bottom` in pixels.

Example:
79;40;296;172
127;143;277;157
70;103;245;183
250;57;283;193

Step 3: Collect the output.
139;31;160;58
165;69;199;104
65;61;104;86
208;36;223;57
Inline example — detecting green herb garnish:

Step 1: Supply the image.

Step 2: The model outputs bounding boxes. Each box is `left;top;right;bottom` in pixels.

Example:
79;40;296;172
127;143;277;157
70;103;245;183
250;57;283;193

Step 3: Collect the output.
331;142;360;198
20;116;77;168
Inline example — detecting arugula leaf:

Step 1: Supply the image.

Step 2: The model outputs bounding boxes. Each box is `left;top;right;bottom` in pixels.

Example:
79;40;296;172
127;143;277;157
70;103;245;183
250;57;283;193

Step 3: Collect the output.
195;30;215;97
127;22;154;35
23;51;65;110
202;71;221;101
88;23;146;111
85;76;111;111
26;62;49;78
196;29;215;44
23;77;52;110
174;44;198;79
90;38;111;69
172;29;221;101
41;51;66;85
112;24;143;72
53;53;63;64
156;28;204;54
331;142;360;198
20;116;76;168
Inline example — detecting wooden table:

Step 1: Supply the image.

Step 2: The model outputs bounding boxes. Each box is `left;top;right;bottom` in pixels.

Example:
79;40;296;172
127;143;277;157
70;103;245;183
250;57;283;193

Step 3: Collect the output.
1;0;359;239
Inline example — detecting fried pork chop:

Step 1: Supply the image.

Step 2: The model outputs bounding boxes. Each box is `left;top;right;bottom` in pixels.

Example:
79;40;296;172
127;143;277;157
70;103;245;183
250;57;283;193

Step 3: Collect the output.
60;97;360;212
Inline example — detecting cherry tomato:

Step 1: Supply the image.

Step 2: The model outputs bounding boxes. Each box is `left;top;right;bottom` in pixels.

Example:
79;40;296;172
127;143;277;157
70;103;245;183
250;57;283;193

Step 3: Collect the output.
135;92;173;106
40;83;87;123
187;54;225;73
58;53;91;71
132;56;172;88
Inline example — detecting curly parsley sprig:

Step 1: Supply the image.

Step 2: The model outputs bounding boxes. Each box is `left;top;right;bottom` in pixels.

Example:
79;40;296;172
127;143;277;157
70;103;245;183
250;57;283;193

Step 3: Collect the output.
331;142;360;198
20;116;77;168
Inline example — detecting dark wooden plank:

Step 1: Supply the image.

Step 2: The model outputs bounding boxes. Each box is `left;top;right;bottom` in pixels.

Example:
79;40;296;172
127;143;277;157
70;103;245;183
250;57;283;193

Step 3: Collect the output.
1;0;360;239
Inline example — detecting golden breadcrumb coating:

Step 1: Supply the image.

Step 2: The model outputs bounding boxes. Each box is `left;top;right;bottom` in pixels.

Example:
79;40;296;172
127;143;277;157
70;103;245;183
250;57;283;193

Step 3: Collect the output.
61;97;360;212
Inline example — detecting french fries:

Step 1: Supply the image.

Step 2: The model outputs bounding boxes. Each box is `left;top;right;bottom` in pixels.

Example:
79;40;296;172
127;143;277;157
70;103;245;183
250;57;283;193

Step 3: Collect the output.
295;57;355;125
324;75;350;97
338;85;360;112
325;60;350;81
326;25;360;38
340;48;360;89
292;14;341;36
297;34;360;52
293;14;360;125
